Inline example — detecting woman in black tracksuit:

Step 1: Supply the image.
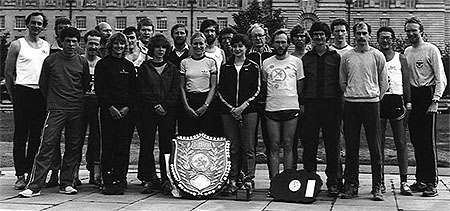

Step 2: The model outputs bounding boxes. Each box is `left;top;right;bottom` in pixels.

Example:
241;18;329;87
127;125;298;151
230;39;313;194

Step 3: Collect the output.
136;34;180;195
218;34;260;195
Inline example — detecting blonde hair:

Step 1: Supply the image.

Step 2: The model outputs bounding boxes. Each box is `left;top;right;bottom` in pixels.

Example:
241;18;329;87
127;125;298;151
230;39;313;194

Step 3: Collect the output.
106;32;129;56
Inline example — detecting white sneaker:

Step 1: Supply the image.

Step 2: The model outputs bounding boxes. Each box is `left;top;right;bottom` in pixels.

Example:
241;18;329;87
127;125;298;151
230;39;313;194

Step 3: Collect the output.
18;189;41;198
59;186;78;194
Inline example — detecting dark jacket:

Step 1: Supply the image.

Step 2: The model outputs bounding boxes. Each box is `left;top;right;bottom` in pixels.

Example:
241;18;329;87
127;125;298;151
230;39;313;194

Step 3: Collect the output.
137;60;180;111
301;46;342;102
94;55;136;110
218;57;260;114
247;45;273;103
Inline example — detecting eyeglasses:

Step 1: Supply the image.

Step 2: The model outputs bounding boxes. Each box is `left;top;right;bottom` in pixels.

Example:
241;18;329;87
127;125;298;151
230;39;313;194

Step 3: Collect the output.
356;32;368;36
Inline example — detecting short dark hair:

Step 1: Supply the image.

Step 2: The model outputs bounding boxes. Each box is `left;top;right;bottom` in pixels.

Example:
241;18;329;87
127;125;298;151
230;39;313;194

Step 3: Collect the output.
200;19;219;34
148;34;171;57
377;26;396;39
26;12;48;28
231;33;251;49
270;29;290;45
309;22;331;40
170;23;188;38
137;18;154;32
83;29;102;43
353;21;371;35
290;25;311;44
331;18;349;32
59;27;81;42
404;16;424;32
218;27;237;43
54;17;71;32
123;26;138;36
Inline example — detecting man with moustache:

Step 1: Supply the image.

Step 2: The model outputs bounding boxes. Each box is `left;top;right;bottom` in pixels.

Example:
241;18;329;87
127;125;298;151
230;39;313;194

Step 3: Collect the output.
95;22;113;57
262;30;304;180
376;26;412;196
301;22;342;197
330;19;353;56
403;17;447;197
166;23;189;67
339;22;388;201
137;18;155;48
5;12;49;191
19;27;90;197
218;27;237;62
77;29;103;187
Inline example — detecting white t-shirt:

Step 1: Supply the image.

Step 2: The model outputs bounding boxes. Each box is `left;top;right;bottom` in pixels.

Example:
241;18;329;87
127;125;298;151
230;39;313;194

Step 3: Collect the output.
15;38;50;89
205;46;224;82
262;55;305;111
330;44;353;56
180;56;217;93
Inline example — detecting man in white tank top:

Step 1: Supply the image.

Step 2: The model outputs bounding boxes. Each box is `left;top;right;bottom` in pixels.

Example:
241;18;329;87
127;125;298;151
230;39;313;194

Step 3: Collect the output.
4;12;50;191
377;27;412;196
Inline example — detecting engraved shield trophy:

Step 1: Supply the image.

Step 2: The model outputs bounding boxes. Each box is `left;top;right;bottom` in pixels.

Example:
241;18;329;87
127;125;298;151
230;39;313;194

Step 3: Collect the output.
170;133;231;198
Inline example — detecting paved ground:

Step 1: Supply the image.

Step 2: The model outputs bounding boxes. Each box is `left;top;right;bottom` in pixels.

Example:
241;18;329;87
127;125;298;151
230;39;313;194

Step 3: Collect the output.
0;164;449;211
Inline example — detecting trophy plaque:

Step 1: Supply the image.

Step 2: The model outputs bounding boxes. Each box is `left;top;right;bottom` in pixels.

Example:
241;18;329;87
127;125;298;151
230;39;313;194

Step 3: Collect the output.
270;169;323;203
170;133;231;198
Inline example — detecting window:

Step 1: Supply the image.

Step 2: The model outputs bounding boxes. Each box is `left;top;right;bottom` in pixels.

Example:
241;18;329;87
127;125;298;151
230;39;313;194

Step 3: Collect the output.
116;17;127;30
380;0;390;9
177;17;188;26
217;17;228;30
218;0;226;8
75;16;86;30
197;17;207;31
198;0;207;8
178;0;187;7
380;18;390;27
0;16;5;29
96;16;107;25
25;0;37;6
137;0;146;7
16;0;25;7
15;16;26;29
125;0;135;7
406;0;415;9
156;17;168;30
354;0;364;8
157;0;167;7
56;0;64;7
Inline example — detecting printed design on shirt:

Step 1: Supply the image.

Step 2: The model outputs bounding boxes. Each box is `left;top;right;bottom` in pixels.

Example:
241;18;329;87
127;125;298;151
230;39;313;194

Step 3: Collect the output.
415;60;424;68
42;49;48;54
201;69;209;75
387;75;392;93
86;74;95;94
119;69;129;74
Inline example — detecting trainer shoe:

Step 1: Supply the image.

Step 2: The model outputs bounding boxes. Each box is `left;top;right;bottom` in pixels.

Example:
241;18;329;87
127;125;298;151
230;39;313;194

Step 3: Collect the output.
59;186;78;194
371;188;384;201
422;184;438;197
162;181;172;195
14;175;27;190
327;184;340;197
341;183;358;199
141;181;154;194
410;181;427;192
221;180;237;196
400;182;412;196
18;189;41;198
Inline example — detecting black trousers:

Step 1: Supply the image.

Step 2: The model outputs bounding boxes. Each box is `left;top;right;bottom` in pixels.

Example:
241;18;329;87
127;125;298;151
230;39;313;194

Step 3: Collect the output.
100;107;134;186
12;85;46;176
409;86;439;186
79;97;100;171
302;98;343;187
178;92;216;136
136;107;175;182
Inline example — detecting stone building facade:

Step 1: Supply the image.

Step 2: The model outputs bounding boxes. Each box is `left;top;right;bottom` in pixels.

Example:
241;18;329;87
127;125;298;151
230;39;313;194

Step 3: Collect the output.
0;0;449;48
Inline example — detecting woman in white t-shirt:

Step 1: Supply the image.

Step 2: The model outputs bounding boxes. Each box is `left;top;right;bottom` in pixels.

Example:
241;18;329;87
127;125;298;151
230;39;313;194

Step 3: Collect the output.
178;32;218;136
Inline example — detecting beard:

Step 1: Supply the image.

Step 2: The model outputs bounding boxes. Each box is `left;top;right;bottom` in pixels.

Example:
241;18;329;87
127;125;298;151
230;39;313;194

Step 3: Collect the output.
275;46;288;56
206;35;216;45
408;34;420;45
175;37;186;46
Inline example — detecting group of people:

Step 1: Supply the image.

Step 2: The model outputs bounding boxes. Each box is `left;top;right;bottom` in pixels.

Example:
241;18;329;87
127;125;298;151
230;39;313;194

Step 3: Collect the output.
5;11;446;202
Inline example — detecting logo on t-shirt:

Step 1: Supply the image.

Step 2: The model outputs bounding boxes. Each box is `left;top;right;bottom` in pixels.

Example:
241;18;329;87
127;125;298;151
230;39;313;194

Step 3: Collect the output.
270;68;287;82
415;60;424;68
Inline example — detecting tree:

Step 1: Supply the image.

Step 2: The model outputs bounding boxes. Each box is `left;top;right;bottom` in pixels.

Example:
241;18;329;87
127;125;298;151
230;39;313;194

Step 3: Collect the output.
231;0;285;36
